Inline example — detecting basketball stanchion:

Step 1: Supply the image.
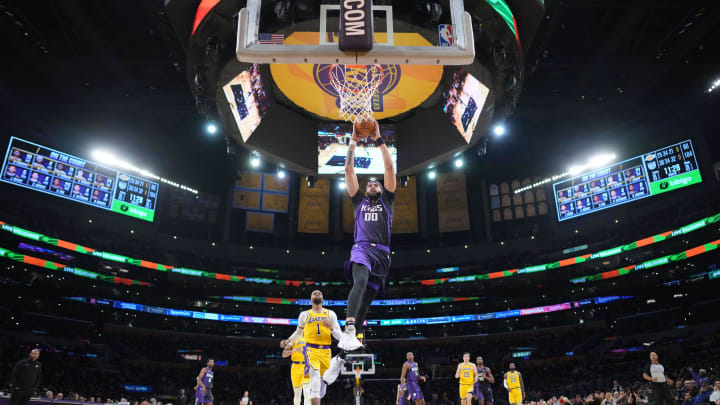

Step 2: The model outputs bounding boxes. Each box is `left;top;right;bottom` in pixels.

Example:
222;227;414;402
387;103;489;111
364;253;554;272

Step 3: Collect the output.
341;352;376;405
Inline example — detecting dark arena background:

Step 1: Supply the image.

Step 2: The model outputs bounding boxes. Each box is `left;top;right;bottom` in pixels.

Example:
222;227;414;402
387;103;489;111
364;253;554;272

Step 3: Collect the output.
1;1;720;405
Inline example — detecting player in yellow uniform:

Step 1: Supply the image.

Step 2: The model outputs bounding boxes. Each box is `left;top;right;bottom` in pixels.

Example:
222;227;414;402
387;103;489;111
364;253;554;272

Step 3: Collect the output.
281;290;343;405
455;353;478;405
504;363;525;405
282;336;311;405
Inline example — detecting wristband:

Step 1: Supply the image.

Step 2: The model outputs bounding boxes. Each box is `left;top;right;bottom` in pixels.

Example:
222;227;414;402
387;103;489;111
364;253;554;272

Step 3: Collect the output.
375;137;385;146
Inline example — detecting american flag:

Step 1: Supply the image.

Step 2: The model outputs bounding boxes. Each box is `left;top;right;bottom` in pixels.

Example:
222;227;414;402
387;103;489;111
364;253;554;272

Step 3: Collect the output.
259;33;284;44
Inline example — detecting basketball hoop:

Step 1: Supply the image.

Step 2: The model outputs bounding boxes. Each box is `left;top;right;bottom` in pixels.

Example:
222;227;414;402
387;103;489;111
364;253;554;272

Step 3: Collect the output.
329;64;384;123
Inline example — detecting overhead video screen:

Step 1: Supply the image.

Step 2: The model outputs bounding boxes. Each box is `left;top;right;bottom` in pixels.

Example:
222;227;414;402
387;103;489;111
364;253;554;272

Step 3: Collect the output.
317;123;398;175
222;63;272;142
553;140;702;221
2;137;159;222
442;69;490;143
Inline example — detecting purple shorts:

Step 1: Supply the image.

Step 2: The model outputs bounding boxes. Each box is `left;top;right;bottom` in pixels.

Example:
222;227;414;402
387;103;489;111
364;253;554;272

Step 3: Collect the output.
195;389;212;405
473;384;493;403
344;245;391;294
406;381;424;401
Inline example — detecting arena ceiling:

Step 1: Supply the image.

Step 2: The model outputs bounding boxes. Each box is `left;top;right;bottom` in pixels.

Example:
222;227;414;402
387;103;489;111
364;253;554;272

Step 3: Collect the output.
0;0;718;191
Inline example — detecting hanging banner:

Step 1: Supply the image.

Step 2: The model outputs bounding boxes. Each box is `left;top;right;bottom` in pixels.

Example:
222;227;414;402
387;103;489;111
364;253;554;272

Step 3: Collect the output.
262;193;289;213
298;178;330;233
233;189;261;210
437;172;470;232
246;211;274;233
391;176;418;234
263;173;289;193
236;173;262;190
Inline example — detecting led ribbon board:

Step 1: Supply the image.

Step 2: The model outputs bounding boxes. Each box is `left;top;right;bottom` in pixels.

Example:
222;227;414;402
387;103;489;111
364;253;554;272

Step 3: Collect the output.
570;238;720;284
1;137;159;222
212;296;481;306
1;212;718;286
553;140;701;221
65;295;631;327
0;246;150;286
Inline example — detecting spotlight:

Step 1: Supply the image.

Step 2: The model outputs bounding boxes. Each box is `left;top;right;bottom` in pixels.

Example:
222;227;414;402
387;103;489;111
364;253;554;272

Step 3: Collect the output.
399;176;409;188
277;169;286;179
454;158;464;168
338;181;346;190
428;170;437;180
306;175;317;188
206;122;218;135
250;157;260;168
493;124;506;136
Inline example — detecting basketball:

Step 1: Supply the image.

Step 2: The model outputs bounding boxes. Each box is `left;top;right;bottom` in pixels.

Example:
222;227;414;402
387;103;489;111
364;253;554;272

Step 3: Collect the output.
355;118;376;138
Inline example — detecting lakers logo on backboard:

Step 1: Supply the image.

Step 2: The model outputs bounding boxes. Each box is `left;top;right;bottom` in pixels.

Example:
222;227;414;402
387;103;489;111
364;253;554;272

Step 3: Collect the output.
313;64;401;113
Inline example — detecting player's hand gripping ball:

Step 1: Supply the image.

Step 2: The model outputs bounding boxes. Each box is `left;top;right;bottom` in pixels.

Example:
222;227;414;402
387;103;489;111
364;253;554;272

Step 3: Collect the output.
354;117;377;138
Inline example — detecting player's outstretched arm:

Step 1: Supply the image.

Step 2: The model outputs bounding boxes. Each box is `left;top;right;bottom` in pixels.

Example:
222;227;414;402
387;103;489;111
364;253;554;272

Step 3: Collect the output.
400;362;409;386
345;124;362;197
281;311;307;348
486;367;495;383
370;120;396;192
503;373;509;391
519;372;525;400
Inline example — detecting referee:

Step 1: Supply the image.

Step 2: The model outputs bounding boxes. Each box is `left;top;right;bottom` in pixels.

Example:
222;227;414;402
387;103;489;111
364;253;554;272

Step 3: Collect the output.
10;349;42;405
642;352;673;405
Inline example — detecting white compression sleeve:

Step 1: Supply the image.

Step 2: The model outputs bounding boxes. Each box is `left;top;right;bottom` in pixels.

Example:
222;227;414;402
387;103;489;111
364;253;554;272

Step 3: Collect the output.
293;386;302;405
302;383;311;405
309;368;322;399
328;310;344;341
286;311;308;346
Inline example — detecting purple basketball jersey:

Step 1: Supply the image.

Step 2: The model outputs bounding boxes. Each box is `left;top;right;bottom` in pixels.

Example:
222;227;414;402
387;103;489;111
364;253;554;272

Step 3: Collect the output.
351;190;395;246
195;368;213;404
405;361;419;382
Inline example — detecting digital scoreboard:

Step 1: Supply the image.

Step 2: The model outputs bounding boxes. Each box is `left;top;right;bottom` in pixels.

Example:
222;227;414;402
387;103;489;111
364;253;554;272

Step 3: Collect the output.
553;140;701;222
2;137;159;222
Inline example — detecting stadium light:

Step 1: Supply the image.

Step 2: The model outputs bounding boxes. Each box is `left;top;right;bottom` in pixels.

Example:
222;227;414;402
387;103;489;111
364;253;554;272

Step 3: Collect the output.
91;149;198;194
708;77;720;93
428;170;437;180
250;156;261;168
277;169;286;179
454;158;464;168
493;124;506;137
338;181;346;190
206;122;218;135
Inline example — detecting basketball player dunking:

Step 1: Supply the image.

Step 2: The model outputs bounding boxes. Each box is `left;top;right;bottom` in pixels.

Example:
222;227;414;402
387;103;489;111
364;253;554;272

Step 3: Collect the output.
473;356;495;405
338;118;396;351
504;363;525;405
282;336;311;405
456;353;478;405
281;290;344;405
193;359;214;405
400;352;427;404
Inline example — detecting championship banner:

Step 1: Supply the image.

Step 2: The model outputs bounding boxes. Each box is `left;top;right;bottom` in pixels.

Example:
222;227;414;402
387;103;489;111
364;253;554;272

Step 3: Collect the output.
342;179;368;233
298;178;330;233
392;176;418;234
233;189;261;210
246;211;274;233
263;173;289;193
236;173;262;190
261;193;289;213
270;33;443;121
437;172;470;232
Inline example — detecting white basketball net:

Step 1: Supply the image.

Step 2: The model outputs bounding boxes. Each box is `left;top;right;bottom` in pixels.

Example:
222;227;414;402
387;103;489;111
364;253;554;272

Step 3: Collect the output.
329;64;384;123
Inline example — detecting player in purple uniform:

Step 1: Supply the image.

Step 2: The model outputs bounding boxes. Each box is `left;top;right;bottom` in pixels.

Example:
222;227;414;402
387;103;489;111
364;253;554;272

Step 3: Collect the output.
338;118;396;351
194;359;214;405
473;356;495;405
400;352;427;404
